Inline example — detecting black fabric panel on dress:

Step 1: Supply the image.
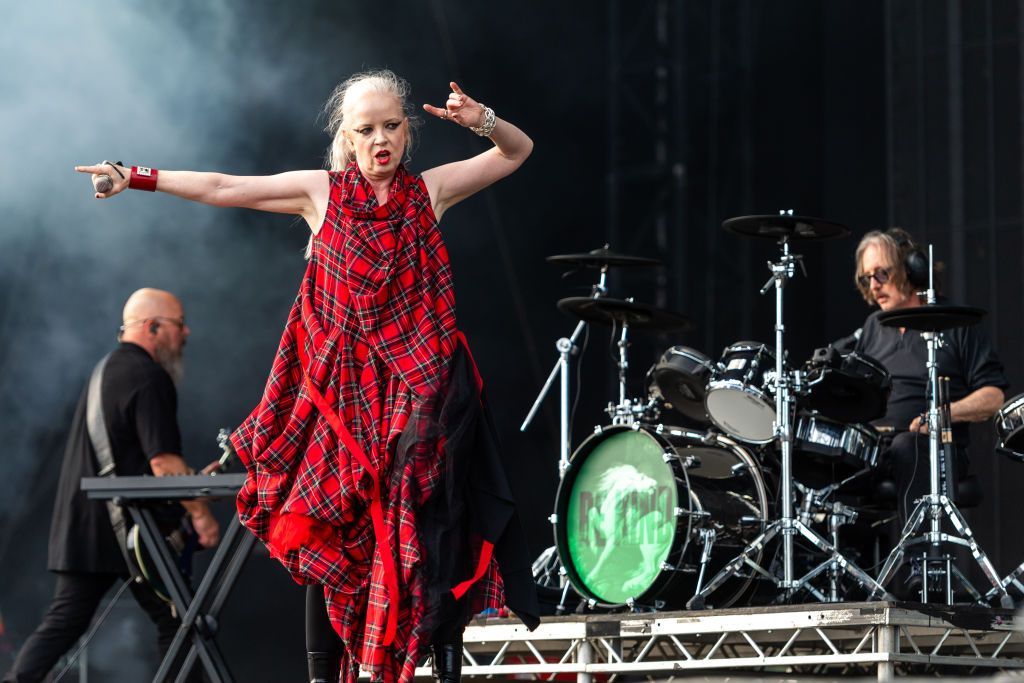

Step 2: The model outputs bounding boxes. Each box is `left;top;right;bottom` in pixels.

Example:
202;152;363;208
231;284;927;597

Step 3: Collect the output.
399;341;540;654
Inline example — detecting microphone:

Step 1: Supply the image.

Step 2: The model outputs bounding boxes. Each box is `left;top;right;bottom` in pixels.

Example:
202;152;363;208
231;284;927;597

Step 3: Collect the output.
93;174;113;194
91;160;123;195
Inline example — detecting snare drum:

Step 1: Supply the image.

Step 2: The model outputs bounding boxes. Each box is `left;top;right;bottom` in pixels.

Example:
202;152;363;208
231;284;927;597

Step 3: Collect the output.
705;342;780;443
649;346;714;423
995;393;1024;462
793;413;880;472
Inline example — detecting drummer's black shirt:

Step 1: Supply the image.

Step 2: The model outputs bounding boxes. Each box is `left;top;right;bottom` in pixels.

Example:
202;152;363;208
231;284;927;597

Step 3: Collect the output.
48;342;182;573
855;308;1009;445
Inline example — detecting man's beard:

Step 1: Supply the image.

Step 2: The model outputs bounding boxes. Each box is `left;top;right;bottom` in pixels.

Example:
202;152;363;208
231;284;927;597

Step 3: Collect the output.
154;345;185;385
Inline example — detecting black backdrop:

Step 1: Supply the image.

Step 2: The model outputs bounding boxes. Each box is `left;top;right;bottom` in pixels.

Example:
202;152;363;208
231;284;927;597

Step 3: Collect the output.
1;2;1022;680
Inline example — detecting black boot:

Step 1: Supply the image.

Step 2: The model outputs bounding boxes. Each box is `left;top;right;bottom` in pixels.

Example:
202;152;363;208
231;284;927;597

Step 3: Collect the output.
307;650;340;683
430;639;463;683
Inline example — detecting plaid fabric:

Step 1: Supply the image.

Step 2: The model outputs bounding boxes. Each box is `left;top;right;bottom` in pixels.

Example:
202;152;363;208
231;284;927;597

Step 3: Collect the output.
230;164;506;683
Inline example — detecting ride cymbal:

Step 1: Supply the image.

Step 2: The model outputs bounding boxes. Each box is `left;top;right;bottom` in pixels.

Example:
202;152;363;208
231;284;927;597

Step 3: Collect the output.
877;304;985;332
723;215;850;241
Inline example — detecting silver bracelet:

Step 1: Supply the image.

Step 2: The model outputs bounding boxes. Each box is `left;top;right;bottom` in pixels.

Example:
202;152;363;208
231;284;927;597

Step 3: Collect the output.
469;105;496;137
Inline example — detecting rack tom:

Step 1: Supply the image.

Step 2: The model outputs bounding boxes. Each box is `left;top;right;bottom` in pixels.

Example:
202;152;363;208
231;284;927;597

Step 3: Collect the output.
649;346;714;423
705;342;780;443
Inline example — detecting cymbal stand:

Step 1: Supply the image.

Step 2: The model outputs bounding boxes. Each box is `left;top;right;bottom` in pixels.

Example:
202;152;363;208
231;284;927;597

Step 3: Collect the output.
521;267;607;476
606;316;646;426
868;247;1012;607
689;236;892;608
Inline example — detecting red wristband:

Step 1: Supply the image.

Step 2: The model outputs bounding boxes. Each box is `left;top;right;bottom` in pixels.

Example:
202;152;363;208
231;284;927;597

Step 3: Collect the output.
129;166;159;192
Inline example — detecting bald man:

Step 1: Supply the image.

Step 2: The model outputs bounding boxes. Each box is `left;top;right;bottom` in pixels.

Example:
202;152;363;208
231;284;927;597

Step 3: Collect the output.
4;289;219;683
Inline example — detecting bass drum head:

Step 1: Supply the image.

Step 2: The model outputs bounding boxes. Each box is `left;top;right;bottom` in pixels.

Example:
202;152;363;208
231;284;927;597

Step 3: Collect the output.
554;425;769;609
558;428;678;605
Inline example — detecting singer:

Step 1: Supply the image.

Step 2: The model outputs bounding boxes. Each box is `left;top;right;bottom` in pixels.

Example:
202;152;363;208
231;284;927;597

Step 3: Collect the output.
75;70;539;683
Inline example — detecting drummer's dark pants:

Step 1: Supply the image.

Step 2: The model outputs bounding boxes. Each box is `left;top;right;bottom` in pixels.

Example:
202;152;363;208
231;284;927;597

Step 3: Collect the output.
3;571;187;683
885;431;967;530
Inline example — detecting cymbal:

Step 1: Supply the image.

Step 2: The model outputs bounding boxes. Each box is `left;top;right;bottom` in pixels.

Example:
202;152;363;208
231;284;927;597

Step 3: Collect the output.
557;297;694;332
546;246;662;269
877;304;986;332
723;215;850;241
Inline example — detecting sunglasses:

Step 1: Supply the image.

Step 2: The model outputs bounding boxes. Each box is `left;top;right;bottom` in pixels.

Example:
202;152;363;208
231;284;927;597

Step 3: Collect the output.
857;267;891;289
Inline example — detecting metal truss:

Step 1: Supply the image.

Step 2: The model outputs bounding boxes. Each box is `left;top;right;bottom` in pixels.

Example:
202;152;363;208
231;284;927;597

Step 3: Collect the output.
392;602;1024;681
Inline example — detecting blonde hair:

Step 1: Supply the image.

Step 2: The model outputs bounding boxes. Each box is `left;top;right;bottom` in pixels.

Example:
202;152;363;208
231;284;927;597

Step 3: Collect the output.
322;69;421;171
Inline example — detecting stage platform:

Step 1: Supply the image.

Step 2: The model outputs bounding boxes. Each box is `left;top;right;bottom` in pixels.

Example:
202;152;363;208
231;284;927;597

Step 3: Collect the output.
408;602;1024;681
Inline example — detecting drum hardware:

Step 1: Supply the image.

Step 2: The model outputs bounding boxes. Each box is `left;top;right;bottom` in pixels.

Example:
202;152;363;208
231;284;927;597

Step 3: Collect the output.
792;481;863;602
688;213;892;609
867;246;1013;608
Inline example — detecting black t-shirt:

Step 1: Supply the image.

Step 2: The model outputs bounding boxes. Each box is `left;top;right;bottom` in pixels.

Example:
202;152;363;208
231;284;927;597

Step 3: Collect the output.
855;308;1010;444
48;343;182;573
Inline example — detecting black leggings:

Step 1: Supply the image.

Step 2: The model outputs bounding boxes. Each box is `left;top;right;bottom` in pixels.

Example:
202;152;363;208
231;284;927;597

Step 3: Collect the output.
305;585;343;657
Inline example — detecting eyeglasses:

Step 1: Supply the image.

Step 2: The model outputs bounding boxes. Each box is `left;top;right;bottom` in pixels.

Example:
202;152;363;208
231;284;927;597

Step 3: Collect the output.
120;316;187;332
153;316;186;330
857;267;891;289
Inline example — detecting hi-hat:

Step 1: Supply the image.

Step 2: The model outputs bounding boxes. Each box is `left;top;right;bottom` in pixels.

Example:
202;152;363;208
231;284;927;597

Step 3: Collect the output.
723;215;850;241
877;304;985;332
547;246;662;269
557;297;693;332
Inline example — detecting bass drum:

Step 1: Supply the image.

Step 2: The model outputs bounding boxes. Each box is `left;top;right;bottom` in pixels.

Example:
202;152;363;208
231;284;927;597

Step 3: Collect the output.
554;424;770;609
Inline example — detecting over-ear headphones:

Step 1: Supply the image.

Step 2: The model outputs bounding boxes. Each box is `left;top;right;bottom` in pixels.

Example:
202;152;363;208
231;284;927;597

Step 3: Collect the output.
149;322;159;334
887;228;930;290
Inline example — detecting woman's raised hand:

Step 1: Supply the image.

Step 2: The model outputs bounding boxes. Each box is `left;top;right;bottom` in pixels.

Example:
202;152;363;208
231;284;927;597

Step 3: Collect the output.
422;81;486;129
74;161;130;199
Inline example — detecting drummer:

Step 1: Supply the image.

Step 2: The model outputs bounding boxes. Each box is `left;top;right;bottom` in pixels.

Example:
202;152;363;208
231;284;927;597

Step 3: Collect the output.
851;228;1009;526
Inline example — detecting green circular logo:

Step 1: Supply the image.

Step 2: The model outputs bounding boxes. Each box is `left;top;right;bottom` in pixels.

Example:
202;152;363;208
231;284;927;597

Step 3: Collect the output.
566;430;677;603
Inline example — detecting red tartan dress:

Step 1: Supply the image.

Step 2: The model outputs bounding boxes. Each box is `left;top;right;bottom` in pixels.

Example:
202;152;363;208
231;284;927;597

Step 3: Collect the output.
230;163;505;682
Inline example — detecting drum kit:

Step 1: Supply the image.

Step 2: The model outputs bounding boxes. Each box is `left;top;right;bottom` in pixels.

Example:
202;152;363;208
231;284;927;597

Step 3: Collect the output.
525;213;1022;612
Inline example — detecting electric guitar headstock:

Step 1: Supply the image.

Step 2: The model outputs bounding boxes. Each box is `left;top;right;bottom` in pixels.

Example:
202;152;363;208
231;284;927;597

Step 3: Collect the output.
208;428;237;476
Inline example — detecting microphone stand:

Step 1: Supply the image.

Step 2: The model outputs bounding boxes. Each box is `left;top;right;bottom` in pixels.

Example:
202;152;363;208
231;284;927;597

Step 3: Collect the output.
521;267;607;476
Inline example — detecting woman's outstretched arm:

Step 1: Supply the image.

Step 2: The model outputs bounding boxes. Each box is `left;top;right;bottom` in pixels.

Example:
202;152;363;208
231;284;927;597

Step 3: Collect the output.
74;163;330;230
